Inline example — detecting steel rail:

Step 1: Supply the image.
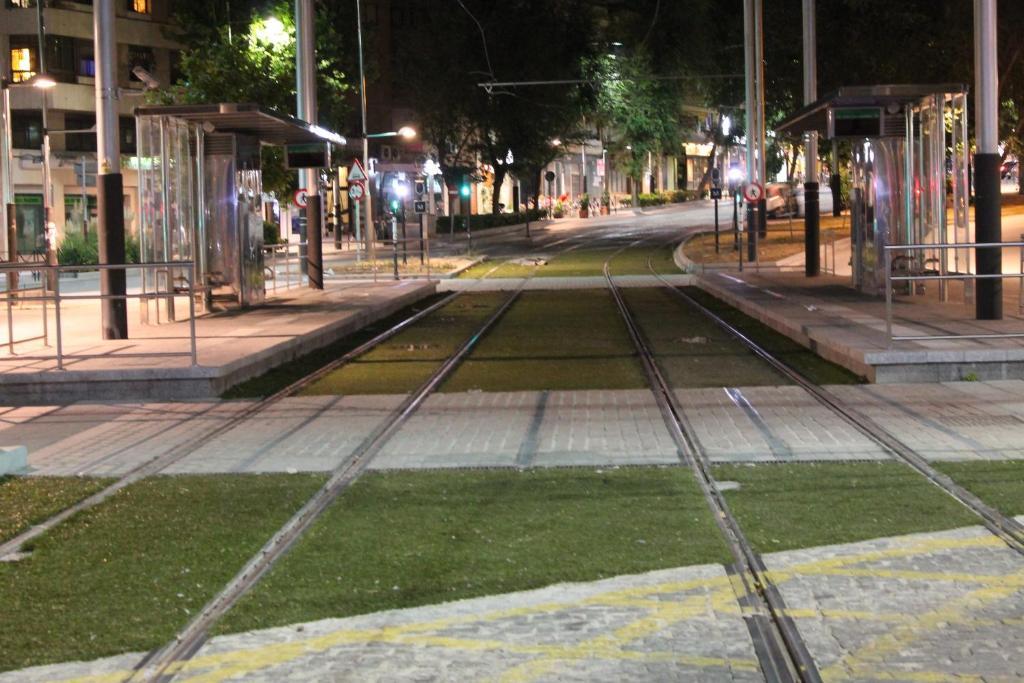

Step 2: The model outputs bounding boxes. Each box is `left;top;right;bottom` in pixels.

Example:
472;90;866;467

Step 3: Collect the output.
603;252;821;683
130;284;526;682
0;223;592;563
648;265;1024;557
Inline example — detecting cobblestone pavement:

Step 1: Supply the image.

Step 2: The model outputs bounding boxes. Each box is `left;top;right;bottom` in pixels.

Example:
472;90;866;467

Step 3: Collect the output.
6;381;1024;475
5;521;1023;683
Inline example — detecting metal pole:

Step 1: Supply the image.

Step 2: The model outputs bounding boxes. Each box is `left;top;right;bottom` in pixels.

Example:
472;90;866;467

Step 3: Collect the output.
803;0;820;276
0;81;11;263
754;0;768;244
36;3;57;292
356;0;374;264
974;0;1002;319
94;0;128;339
743;0;757;259
296;0;322;289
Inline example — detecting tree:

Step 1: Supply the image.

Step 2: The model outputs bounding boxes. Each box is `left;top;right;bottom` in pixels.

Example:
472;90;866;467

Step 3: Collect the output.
158;0;353;197
588;52;681;205
398;0;597;213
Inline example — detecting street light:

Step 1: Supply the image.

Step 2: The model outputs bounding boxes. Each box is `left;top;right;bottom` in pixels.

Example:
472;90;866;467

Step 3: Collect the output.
366;126;417;140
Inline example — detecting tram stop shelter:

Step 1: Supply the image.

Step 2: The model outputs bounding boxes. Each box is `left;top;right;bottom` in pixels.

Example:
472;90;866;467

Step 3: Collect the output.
133;103;345;314
776;85;971;298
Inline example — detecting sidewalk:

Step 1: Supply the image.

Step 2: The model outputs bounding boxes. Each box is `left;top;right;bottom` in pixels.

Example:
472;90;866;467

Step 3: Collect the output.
0;278;436;403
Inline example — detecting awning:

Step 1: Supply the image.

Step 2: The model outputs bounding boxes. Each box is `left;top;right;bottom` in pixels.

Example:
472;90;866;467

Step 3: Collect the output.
133;103;346;147
775;84;967;138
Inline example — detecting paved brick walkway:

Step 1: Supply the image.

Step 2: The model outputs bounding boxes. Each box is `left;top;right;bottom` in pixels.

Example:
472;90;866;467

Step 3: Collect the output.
7;381;1024;476
5;520;1023;682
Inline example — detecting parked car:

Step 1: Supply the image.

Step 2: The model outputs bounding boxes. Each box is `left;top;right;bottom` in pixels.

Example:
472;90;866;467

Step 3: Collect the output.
765;182;799;217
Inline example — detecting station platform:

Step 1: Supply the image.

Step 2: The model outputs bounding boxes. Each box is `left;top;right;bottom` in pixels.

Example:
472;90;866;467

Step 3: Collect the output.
698;269;1024;383
0;278;436;404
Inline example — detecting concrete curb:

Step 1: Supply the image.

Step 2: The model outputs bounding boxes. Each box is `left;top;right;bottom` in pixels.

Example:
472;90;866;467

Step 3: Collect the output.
0;446;28;475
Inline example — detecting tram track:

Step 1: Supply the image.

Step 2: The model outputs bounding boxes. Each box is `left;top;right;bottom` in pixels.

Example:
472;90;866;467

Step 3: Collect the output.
0;221;608;563
128;282;527;682
602;249;821;683
646;262;1024;558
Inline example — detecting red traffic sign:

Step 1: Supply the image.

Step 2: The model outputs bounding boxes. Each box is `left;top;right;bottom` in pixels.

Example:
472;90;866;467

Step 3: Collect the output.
349;158;367;182
293;188;308;208
348;182;365;201
743;182;764;203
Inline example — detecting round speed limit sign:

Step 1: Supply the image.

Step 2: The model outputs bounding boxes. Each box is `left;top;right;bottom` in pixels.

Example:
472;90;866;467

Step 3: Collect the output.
743;182;764;203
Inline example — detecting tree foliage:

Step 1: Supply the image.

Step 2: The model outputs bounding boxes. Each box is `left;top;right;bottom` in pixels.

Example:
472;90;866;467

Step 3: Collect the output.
159;0;353;197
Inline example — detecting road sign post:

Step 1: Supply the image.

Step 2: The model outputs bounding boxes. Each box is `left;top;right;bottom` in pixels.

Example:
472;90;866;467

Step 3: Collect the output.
711;168;722;254
743;183;764;264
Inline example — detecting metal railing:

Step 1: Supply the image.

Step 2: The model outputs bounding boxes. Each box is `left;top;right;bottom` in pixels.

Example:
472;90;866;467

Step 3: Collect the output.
884;242;1024;346
265;242;309;293
0;261;197;369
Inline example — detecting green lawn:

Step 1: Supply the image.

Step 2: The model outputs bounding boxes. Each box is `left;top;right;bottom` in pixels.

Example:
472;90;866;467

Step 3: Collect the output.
0;473;325;672
535;247;621;277
0;476;111;544
624;287;788;387
934;460;1024;518
713;462;979;553
607;244;681;276
681;287;864;385
443;290;647;392
217;467;730;635
300;292;507;395
223;294;450;399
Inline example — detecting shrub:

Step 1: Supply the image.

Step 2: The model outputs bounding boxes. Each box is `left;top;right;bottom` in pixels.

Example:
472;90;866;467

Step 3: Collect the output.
124;234;140;264
437;209;547;232
263;220;282;245
638;193;667;207
58;232;98;266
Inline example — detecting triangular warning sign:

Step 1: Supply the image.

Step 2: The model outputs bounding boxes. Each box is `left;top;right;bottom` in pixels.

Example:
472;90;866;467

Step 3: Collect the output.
349;159;367;182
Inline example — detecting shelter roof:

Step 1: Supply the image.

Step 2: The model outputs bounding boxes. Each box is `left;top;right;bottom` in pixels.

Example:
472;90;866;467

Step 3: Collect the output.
133;103;346;146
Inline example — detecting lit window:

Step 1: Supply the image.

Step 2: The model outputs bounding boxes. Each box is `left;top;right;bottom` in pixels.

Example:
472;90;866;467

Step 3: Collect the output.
129;0;149;13
10;47;35;83
8;0;34;8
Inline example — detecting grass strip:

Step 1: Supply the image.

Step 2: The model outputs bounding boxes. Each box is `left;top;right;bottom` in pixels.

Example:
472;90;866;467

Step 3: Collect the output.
443;290;646;392
0;476;112;544
607;243;681;277
683;287;864;385
217;467;730;635
300;292;507;396
0;473;325;672
222;293;450;399
713;462;979;553
624;287;788;387
934;460;1024;518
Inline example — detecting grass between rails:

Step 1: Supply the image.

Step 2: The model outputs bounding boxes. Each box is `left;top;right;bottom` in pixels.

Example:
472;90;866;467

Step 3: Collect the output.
217;467;730;636
934;460;1024;518
0;476;112;544
458;243;681;280
682;287;864;385
299;292;507;396
713;462;979;553
222;293;451;399
458;259;537;279
443;290;646;392
623;287;788;388
0;473;325;672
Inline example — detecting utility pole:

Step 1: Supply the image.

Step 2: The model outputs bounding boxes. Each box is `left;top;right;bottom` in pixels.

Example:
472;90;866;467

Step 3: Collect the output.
37;1;57;290
94;0;128;338
754;0;767;243
803;0;820;276
743;0;757;263
974;0;1001;319
296;0;322;289
356;0;374;266
1;80;12;266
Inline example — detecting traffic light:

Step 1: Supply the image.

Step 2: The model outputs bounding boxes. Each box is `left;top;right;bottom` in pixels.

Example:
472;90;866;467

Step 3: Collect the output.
390;198;400;212
460;176;471;198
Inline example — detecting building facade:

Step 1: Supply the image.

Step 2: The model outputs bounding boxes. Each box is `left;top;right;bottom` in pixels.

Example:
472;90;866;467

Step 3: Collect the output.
2;0;180;257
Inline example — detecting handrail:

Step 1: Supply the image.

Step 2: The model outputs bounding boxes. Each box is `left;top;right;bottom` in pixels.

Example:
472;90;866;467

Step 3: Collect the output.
884;242;1023;346
1;261;197;369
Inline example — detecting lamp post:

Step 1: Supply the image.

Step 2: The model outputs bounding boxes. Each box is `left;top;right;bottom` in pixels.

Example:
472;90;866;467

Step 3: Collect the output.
974;0;1002;320
1;80;13;269
296;0;322;289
